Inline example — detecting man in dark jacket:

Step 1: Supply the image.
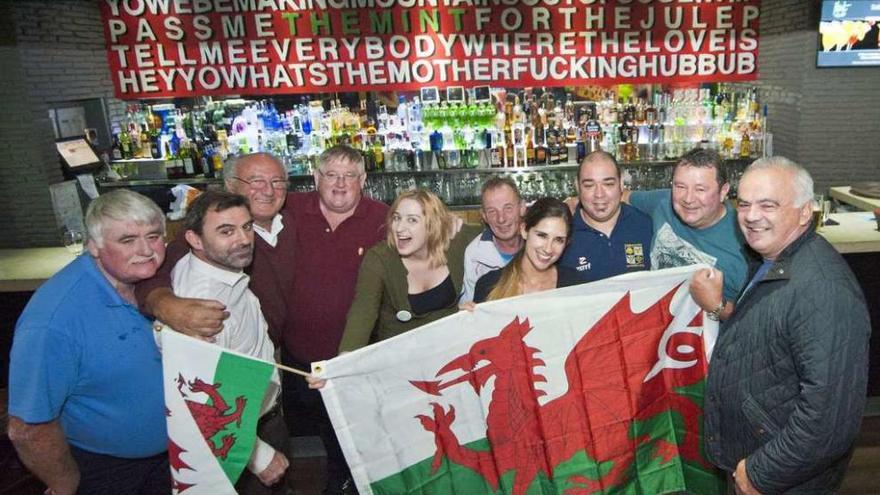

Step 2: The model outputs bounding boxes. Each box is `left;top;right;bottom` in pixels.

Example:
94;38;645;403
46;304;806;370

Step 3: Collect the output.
699;156;870;494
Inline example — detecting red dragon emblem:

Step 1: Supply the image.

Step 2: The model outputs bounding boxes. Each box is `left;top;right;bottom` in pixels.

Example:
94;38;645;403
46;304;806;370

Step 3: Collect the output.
411;286;712;494
175;373;247;460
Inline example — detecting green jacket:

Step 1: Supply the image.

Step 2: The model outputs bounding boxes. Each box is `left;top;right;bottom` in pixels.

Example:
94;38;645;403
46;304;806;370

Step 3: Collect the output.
339;224;482;352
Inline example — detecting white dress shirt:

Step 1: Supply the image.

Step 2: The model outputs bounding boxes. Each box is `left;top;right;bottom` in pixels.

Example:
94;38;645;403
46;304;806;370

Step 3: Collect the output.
253;213;284;247
167;252;281;474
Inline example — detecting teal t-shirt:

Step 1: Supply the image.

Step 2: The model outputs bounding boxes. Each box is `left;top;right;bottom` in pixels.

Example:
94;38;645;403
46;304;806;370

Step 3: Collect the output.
630;189;749;302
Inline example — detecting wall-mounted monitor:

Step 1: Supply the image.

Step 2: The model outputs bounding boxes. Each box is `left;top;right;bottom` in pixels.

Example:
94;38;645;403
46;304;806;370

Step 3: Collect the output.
472;86;491;103
817;0;880;67
420;87;440;104
446;86;465;104
55;136;104;174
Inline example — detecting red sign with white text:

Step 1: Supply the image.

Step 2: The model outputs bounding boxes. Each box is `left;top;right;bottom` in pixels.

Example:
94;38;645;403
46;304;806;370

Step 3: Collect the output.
100;0;761;99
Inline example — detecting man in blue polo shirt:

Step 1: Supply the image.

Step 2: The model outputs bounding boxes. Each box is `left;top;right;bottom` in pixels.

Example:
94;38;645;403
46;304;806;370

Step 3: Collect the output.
8;190;169;495
560;151;653;282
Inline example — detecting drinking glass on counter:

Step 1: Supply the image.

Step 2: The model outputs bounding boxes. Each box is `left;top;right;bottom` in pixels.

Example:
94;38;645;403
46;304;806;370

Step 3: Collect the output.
62;230;84;256
812;194;830;230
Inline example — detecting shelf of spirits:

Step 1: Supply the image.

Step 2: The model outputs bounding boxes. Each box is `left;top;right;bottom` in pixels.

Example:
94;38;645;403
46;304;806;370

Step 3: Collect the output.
103;84;763;206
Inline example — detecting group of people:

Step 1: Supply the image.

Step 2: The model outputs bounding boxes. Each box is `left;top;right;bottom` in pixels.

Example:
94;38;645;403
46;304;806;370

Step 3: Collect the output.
7;143;870;495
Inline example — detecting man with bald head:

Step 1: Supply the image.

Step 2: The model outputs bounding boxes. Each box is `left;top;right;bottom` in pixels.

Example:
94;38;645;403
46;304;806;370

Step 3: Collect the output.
560;150;653;282
702;157;869;494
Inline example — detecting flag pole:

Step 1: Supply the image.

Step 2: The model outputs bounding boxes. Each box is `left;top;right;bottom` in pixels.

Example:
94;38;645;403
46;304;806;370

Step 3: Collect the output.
154;325;313;377
274;362;311;377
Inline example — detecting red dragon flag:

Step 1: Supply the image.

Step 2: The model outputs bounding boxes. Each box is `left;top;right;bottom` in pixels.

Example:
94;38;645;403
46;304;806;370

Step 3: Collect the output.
160;330;276;494
315;265;725;495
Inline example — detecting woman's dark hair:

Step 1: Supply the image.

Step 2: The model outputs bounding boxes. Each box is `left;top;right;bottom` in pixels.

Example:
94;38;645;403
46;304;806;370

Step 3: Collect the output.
486;197;573;301
521;197;573;238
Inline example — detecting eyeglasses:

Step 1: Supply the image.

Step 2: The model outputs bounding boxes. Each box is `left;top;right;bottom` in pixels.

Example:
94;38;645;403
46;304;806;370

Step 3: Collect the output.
318;170;362;183
230;176;288;190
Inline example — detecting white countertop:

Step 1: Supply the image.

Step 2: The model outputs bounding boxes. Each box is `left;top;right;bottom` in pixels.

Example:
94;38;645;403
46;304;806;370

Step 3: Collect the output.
818;212;880;254
0;247;76;292
830;186;880;212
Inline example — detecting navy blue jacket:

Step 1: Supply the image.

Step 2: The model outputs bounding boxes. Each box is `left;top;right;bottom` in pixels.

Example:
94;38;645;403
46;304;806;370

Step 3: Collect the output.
704;229;870;494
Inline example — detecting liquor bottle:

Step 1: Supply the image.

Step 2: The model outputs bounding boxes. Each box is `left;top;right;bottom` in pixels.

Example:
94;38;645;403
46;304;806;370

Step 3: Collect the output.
635;98;647;125
646;96;658;126
548;123;563;164
139;124;152;159
535;134;548;166
657;123;667;159
625;98;637;124
164;141;179;179
525;128;535;166
372;138;385;172
617;123;629;161
739;131;751;158
487;129;500;168
119;126;132;159
584;112;602;155
110;126;123;161
211;151;224;178
178;138;195;177
627;125;640;161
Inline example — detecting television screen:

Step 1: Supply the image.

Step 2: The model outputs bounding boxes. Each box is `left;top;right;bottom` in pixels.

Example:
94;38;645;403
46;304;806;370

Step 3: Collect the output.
817;0;880;67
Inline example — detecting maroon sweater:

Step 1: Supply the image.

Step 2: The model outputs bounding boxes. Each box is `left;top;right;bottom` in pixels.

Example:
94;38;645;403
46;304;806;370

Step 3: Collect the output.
136;197;298;345
136;191;387;362
285;192;387;363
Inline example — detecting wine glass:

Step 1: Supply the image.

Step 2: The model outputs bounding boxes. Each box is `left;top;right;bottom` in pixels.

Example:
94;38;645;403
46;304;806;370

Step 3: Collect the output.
62;230;85;256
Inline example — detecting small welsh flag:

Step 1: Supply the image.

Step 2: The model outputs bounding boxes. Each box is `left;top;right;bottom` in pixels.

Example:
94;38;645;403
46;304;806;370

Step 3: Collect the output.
160;330;275;494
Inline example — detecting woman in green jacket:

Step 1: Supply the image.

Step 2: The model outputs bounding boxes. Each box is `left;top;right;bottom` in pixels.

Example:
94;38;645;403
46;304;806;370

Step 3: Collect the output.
338;188;482;352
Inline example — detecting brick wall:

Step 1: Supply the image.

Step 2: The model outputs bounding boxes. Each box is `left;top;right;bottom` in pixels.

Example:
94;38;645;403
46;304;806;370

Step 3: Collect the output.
756;0;880;191
0;1;878;247
0;0;125;248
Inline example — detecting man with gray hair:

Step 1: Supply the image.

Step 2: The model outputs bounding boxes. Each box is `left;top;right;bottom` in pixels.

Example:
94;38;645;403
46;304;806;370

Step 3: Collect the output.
138;145;387;494
460;176;526;303
701;157;870;493
8;190;169;495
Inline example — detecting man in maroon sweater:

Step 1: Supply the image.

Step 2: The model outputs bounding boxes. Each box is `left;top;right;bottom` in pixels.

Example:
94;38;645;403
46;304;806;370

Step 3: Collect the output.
137;147;388;494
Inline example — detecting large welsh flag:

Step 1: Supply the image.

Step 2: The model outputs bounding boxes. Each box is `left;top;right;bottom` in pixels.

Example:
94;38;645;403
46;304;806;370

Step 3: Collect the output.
316;265;725;495
160;330;276;494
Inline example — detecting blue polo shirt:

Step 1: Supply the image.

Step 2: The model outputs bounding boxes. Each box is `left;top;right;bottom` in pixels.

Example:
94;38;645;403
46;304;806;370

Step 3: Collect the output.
9;255;167;458
560;203;653;283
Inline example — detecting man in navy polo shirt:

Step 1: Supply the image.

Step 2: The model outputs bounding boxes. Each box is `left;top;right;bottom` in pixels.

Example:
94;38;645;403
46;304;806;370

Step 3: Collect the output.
560;151;653;282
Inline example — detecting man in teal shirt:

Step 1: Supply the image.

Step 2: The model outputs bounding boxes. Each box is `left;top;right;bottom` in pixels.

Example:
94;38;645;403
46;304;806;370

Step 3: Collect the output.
626;148;749;320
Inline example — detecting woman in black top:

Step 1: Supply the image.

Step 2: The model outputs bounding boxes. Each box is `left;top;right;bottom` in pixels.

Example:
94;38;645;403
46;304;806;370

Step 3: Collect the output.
473;197;581;303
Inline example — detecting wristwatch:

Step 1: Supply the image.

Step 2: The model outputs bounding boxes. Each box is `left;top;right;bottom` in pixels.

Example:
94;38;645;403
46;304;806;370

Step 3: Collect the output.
706;300;726;321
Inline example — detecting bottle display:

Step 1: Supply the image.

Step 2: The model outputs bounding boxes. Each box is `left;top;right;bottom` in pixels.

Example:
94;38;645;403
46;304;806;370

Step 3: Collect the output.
106;85;765;204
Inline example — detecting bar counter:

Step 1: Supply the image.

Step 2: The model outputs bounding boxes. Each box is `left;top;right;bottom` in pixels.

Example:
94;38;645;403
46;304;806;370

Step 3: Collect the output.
2;212;878;292
0;248;77;292
830;186;880;212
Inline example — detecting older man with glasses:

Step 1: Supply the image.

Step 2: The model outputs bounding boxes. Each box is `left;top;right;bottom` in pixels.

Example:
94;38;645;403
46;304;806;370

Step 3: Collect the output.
137;146;388;494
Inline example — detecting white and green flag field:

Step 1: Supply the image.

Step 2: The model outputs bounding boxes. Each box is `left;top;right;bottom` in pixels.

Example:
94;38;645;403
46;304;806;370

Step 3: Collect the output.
317;265;725;495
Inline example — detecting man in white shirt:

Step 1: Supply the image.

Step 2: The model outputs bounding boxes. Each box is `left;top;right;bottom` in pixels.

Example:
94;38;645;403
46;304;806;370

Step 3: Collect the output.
171;190;289;494
460;177;526;302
